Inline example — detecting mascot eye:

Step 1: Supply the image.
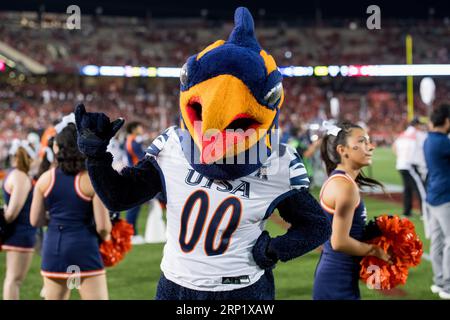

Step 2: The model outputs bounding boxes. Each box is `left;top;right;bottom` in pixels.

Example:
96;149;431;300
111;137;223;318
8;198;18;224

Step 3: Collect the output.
264;83;283;106
180;63;189;86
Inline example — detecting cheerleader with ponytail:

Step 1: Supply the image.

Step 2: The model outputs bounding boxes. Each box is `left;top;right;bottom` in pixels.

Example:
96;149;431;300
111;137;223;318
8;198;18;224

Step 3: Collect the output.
2;140;37;300
30;114;111;300
35;137;55;180
313;121;391;300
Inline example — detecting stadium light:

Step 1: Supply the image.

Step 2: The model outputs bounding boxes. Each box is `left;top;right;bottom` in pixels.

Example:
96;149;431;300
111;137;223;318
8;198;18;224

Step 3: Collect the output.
156;67;182;78
0;55;16;69
340;65;349;77
328;66;340;77
125;66;143;77
79;64;450;78
360;64;450;76
99;66;126;77
81;65;99;76
148;67;157;77
278;66;314;77
314;66;329;76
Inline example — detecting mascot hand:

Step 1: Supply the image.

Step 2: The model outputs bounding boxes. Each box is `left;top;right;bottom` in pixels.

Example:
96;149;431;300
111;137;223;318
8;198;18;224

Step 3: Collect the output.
361;218;383;241
75;104;124;158
252;230;278;270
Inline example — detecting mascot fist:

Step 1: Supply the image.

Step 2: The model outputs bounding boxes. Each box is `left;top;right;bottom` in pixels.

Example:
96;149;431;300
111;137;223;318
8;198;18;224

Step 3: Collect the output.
75;104;124;158
252;230;279;270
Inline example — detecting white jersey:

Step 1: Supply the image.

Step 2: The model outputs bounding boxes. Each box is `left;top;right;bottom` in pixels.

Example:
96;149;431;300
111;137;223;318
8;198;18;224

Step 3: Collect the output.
146;126;309;291
394;126;417;170
412;130;428;178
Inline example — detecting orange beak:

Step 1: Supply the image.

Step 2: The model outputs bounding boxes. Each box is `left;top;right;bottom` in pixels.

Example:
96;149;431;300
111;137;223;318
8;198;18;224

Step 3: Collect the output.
180;74;280;163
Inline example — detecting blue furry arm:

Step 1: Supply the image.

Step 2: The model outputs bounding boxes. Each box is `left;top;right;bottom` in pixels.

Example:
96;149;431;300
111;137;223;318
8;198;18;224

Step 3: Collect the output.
253;189;331;269
270;190;331;261
87;153;162;212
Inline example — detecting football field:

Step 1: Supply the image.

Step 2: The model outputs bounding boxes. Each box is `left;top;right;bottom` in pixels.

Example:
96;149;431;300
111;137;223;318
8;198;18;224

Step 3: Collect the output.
0;147;437;299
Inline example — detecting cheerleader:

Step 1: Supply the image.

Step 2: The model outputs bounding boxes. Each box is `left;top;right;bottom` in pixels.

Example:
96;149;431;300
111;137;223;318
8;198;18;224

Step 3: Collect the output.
30;120;111;300
313;121;391;300
2;140;37;300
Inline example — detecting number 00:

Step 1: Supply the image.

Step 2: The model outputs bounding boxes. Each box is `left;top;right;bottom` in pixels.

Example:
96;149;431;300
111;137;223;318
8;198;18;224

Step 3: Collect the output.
179;190;242;256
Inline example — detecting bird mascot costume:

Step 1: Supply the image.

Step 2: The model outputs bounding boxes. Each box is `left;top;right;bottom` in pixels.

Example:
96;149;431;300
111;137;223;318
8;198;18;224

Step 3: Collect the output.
75;7;331;300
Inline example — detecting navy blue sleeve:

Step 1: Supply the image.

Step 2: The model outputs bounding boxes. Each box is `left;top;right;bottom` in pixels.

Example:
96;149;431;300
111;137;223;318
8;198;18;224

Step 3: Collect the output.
269;189;331;262
86;152;162;211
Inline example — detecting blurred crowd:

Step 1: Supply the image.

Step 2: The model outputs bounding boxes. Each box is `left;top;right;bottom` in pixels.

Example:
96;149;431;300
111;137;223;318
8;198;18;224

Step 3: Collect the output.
1;11;449;165
0;11;449;71
1;75;449;166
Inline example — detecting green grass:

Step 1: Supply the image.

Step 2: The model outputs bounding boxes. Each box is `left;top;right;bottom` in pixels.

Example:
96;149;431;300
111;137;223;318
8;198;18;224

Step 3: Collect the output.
0;147;435;299
0;196;434;300
271;192;434;300
364;147;402;186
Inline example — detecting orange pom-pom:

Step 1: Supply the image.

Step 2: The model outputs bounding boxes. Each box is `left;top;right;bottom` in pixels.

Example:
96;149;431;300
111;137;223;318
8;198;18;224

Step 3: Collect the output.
100;219;134;267
360;214;423;290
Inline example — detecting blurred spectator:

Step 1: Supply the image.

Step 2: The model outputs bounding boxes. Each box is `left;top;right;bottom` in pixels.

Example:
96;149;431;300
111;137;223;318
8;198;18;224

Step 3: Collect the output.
0;12;448;71
392;117;428;217
424;103;450;299
125;121;147;245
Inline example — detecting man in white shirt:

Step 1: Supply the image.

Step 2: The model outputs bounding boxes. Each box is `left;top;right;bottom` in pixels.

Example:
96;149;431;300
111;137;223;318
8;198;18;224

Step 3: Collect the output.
392;118;427;217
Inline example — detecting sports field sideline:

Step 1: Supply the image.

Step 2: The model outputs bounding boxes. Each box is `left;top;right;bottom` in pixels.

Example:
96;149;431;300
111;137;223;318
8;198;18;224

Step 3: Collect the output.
0;147;436;299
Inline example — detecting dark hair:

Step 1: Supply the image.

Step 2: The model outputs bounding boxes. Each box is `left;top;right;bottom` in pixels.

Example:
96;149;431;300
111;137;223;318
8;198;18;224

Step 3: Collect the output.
410;117;422;126
126;121;142;134
320;121;383;190
36;137;54;179
430;104;450;127
14;147;32;174
55;124;86;175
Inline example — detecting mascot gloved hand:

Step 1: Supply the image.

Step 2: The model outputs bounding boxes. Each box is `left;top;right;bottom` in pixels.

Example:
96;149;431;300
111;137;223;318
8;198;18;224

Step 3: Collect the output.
75;104;124;159
75;7;331;300
252;231;278;269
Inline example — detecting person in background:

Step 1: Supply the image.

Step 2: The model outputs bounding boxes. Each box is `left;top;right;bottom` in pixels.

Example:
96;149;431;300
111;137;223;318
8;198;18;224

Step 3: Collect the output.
288;126;322;183
424;104;450;300
2;140;37;300
125;121;146;245
412;121;429;184
313;121;391;300
108;132;127;173
392;118;427;217
30;123;111;300
38;124;57;159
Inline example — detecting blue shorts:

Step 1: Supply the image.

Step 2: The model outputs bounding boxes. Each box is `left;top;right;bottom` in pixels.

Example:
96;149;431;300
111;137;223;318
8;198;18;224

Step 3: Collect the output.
155;270;275;300
41;224;105;279
313;252;361;300
1;223;37;252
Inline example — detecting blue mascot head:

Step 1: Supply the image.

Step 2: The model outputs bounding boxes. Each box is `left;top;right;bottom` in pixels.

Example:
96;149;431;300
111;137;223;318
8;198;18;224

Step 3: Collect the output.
178;7;284;180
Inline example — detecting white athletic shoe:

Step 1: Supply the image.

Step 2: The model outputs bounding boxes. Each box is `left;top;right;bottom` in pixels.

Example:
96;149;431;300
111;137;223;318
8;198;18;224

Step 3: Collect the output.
431;284;443;294
131;235;146;245
438;290;450;300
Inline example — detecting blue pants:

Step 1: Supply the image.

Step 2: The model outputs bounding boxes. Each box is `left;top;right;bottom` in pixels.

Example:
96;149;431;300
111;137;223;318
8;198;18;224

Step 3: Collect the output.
155;270;275;300
126;206;141;235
